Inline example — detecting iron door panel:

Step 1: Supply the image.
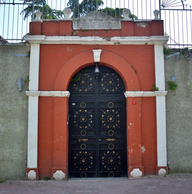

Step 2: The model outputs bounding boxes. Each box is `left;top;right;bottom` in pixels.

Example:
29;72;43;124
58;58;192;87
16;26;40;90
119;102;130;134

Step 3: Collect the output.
69;65;127;178
69;101;97;178
98;100;126;177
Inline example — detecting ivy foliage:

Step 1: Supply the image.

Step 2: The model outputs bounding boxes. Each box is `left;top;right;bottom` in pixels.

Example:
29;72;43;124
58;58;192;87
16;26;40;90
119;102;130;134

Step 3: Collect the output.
167;81;177;90
71;69;88;83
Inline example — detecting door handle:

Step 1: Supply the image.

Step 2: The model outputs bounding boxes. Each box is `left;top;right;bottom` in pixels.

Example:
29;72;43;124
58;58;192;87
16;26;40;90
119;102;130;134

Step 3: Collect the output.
106;138;116;141
78;138;88;142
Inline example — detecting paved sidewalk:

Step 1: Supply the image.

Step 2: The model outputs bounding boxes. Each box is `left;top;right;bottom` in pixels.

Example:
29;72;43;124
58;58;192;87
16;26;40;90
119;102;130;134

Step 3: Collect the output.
0;173;192;194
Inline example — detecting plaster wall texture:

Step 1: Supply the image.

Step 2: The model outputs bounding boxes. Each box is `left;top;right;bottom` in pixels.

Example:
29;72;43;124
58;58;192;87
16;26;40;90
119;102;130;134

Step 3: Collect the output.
0;45;29;179
165;54;192;173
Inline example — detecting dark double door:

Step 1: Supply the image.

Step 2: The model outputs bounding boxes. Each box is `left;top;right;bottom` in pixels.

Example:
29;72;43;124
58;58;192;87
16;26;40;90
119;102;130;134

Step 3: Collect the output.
68;65;127;178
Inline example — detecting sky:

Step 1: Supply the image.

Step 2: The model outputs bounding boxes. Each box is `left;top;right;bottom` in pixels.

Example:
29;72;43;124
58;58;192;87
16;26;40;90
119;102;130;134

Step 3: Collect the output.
0;0;191;47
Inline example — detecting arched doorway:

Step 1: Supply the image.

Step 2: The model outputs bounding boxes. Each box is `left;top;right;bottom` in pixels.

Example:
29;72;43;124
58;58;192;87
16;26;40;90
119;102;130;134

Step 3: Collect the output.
68;65;127;178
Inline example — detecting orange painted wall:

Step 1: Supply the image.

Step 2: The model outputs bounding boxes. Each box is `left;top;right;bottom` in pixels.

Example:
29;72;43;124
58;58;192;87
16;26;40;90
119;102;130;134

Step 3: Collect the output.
39;44;155;91
29;20;164;36
141;97;157;175
38;97;54;178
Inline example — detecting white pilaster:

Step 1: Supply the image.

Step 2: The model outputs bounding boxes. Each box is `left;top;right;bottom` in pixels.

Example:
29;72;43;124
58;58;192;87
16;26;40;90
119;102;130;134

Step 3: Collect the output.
154;43;167;168
154;44;165;91
156;96;167;166
27;96;39;168
27;43;40;169
29;44;40;91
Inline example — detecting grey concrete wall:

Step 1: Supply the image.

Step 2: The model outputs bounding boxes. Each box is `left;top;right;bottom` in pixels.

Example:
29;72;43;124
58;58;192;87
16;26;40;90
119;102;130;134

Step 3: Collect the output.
165;53;192;173
0;45;29;179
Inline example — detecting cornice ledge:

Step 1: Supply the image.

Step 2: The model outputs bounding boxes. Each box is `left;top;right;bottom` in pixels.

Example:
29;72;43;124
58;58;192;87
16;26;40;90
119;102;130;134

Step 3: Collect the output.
25;91;70;97
43;36;110;44
25;35;46;44
150;36;169;45
39;36;167;45
155;91;168;96
25;91;41;96
25;35;168;45
40;91;70;97
124;91;167;98
111;36;152;44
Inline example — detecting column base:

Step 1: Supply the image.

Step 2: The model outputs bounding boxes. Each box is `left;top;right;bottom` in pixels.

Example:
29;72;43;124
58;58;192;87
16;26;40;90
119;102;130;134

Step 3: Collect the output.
26;168;39;180
51;168;68;180
128;166;144;178
156;166;168;176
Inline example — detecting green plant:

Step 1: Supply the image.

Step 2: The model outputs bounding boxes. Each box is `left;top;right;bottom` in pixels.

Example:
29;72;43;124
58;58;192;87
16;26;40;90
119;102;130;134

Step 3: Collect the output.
43;177;51;181
81;30;87;33
167;81;177;90
163;46;170;55
27;50;30;58
0;179;5;183
130;65;137;74
167;163;171;171
71;69;88;82
151;83;159;91
24;75;30;83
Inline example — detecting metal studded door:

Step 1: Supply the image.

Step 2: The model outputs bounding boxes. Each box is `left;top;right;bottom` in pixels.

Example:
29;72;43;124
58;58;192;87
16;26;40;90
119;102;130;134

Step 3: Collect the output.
68;65;127;178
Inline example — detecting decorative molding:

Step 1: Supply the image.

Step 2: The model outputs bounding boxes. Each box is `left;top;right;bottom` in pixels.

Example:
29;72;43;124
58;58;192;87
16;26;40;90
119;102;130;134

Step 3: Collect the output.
158;168;167;176
124;91;167;98
53;170;65;180
130;168;142;178
153;9;160;20
25;35;169;45
26;91;70;97
151;37;168;45
92;49;102;62
27;170;36;180
33;11;42;22
63;8;71;19
25;35;45;44
123;9;131;20
26;91;40;96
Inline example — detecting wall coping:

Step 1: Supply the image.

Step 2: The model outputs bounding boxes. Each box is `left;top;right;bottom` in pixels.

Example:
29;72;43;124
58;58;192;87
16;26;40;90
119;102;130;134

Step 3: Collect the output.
25;35;168;45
